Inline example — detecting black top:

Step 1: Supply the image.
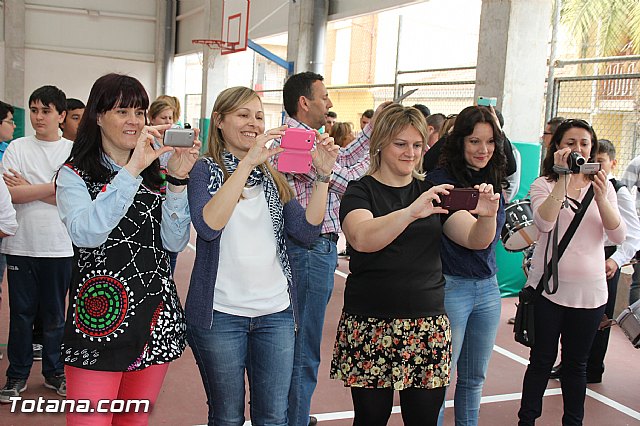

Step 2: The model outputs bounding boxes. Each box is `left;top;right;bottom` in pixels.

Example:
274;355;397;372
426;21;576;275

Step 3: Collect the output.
62;163;186;372
423;134;517;176
339;175;446;318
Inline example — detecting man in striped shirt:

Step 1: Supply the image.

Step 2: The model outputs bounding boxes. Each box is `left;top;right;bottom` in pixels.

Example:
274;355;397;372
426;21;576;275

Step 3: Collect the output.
281;71;378;426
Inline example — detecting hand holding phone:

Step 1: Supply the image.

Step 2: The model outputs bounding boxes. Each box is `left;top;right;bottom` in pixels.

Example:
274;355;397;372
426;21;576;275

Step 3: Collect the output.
277;128;315;173
477;96;497;107
436;188;480;210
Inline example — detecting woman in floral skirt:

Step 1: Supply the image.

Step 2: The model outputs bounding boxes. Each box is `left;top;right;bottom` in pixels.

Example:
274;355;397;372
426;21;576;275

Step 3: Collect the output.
330;104;500;426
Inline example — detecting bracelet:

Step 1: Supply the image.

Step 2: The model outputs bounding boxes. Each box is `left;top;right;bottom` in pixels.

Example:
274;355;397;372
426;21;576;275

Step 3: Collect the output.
548;193;564;203
166;175;190;186
315;172;332;183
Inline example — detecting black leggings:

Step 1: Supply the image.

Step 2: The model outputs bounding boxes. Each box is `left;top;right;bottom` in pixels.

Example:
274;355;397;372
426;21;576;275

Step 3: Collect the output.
351;386;446;426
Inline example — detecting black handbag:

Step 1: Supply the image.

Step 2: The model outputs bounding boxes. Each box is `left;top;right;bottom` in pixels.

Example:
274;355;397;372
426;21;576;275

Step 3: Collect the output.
514;187;594;347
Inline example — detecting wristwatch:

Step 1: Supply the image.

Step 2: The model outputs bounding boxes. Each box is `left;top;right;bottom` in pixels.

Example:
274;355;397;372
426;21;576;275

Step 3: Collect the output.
166;175;190;186
315;172;332;183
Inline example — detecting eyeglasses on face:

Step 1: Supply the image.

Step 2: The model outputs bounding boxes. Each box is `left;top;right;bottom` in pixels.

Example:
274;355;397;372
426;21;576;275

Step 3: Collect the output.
1;119;15;125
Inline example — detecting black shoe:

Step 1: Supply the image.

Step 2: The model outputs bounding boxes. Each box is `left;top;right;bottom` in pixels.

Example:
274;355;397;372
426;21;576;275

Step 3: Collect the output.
33;343;43;361
587;372;602;384
0;377;28;403
44;374;66;397
549;363;562;380
309;416;318;426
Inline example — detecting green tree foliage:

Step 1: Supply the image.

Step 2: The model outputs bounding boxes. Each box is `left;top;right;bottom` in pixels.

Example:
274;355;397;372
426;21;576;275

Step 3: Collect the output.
561;0;640;56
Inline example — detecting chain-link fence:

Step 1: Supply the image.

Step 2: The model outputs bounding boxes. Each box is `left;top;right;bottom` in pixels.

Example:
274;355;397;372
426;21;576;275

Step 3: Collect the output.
550;57;640;174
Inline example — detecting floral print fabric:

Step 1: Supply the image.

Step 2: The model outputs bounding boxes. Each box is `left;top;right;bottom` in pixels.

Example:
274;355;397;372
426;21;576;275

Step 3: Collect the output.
330;312;451;390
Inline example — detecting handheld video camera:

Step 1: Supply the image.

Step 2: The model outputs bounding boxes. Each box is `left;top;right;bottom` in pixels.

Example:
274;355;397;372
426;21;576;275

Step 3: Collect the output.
567;152;601;174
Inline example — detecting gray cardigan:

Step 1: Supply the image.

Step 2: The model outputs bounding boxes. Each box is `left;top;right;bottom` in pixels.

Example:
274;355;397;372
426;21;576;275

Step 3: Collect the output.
185;158;321;329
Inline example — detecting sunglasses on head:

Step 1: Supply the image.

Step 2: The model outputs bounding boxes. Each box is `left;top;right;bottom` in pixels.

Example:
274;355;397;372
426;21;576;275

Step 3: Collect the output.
560;118;592;129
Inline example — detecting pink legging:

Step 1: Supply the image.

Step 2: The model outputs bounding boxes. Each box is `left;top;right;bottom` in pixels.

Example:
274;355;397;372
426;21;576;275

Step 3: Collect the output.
65;364;169;426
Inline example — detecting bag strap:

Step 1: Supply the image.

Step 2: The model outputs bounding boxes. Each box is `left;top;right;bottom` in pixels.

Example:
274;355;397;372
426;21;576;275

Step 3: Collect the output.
538;185;595;295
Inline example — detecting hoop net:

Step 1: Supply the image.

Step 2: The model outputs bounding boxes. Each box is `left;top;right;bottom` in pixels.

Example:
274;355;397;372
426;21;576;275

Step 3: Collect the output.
193;39;241;55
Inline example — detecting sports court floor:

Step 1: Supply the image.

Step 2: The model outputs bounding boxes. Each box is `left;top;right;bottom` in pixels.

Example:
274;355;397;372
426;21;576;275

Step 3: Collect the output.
0;231;638;425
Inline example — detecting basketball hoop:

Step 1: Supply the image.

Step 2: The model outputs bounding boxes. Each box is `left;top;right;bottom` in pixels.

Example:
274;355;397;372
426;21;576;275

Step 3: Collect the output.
192;39;241;55
192;0;249;55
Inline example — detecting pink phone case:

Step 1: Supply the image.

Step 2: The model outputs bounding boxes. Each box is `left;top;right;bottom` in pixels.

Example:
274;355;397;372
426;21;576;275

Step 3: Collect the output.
277;128;315;173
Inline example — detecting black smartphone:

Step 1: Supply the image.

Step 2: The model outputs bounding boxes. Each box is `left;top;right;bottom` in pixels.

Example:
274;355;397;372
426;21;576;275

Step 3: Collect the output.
437;188;480;210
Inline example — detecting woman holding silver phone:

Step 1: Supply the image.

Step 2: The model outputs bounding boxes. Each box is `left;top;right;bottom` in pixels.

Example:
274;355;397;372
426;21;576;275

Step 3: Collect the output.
426;105;508;426
55;73;201;425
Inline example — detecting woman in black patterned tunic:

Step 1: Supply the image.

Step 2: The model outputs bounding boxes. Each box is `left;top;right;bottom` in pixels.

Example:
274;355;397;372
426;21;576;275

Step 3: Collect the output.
56;73;201;425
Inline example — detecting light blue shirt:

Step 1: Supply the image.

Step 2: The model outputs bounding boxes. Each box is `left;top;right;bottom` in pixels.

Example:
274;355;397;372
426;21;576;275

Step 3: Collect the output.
56;155;190;252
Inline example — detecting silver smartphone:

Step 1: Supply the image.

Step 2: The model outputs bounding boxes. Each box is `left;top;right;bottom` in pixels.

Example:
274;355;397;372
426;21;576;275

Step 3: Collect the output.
164;128;195;147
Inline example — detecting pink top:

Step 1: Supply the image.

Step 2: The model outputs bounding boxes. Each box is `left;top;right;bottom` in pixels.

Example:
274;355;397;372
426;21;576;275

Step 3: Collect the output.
525;177;626;308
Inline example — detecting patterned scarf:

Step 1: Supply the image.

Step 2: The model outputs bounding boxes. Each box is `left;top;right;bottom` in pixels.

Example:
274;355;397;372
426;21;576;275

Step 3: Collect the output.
204;152;293;288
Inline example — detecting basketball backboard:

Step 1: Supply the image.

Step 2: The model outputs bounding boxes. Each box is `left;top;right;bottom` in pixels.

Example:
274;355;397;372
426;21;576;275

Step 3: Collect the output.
193;0;250;55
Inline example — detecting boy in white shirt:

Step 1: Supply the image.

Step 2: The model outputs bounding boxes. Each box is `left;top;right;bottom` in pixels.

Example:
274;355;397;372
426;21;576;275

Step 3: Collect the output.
0;86;73;402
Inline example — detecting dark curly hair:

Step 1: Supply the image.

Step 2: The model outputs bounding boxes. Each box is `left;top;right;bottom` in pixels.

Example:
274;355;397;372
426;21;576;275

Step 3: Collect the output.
439;105;507;189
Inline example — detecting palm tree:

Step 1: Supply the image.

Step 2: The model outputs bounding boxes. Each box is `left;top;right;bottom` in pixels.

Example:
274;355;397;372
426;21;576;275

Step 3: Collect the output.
561;0;640;56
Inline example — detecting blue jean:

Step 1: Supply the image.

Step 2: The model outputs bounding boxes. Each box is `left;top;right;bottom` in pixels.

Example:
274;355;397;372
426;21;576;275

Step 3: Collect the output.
438;274;501;426
187;308;295;426
630;262;640;305
287;237;337;426
167;250;178;276
6;255;72;379
518;296;605;426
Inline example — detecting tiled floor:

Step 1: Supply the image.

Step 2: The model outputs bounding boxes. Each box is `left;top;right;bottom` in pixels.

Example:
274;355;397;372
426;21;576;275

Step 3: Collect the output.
0;233;638;425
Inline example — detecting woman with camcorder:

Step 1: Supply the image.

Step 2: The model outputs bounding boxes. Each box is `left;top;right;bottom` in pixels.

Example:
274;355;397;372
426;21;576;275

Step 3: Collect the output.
517;119;625;426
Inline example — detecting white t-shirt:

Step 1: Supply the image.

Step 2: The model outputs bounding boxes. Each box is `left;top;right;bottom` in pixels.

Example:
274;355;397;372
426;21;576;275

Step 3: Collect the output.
0;135;73;257
214;185;290;317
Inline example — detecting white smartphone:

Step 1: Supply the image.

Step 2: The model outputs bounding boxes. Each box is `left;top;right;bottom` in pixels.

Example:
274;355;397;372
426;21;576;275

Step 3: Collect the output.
164;128;195;147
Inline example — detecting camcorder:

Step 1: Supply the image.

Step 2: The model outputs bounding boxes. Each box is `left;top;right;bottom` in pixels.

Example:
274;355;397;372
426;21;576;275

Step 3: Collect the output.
567;152;601;174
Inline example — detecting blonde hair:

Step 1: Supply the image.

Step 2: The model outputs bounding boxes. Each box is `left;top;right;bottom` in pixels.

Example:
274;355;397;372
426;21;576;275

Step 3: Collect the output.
367;105;428;180
206;86;294;203
155;95;181;121
149;98;176;122
329;122;354;147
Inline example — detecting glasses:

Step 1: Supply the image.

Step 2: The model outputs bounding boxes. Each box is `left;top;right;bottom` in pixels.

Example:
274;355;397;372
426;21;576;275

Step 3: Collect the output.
1;119;15;126
542;132;553;136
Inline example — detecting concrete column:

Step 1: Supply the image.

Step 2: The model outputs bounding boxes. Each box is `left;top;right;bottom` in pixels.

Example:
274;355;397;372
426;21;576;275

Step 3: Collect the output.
287;0;327;74
155;0;176;98
4;0;25;107
475;0;552;142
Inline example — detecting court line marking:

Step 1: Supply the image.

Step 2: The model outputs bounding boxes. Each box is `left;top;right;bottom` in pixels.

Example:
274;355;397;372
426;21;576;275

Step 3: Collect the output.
199;272;640;424
493;344;640;420
334;269;348;279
